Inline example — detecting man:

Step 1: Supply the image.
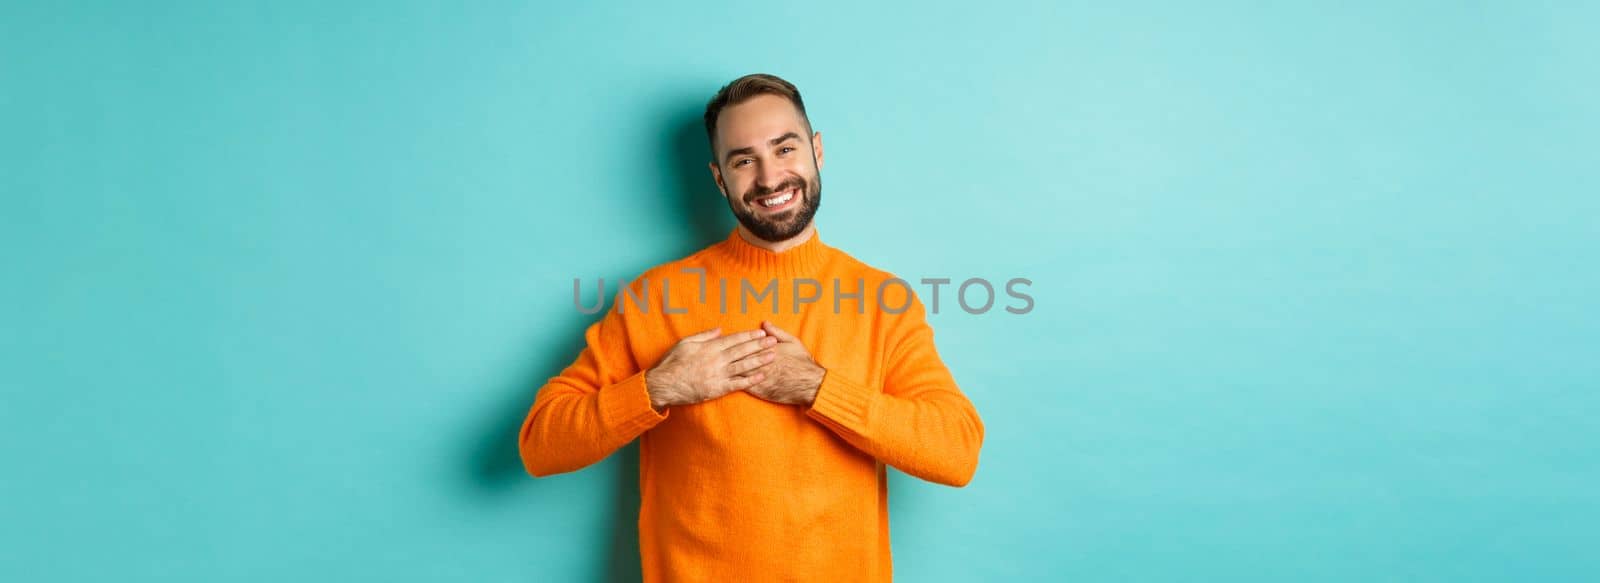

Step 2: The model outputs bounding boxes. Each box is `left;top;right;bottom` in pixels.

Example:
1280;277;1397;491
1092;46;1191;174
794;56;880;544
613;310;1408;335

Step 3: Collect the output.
519;73;984;582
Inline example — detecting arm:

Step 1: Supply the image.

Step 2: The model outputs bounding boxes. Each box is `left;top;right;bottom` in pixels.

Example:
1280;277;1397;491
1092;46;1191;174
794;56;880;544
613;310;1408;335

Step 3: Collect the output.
518;296;667;478
804;296;986;487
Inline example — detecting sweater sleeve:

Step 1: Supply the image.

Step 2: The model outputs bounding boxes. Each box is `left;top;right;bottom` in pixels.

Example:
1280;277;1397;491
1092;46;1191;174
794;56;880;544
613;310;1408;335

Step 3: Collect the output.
804;293;986;487
519;291;668;478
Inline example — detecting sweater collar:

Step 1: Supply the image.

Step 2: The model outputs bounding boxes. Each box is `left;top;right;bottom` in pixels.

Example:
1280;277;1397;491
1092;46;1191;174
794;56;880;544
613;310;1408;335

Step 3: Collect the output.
716;226;831;277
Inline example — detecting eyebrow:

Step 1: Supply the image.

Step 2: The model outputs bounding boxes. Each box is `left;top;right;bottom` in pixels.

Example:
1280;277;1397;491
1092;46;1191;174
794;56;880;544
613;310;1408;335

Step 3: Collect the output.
722;132;802;164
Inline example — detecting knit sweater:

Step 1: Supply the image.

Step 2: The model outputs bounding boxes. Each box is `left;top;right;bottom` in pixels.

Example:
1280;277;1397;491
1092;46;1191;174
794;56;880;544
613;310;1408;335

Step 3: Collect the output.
519;227;985;582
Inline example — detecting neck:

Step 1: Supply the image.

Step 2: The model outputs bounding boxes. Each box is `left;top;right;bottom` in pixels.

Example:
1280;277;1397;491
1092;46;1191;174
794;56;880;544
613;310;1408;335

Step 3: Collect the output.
736;223;817;254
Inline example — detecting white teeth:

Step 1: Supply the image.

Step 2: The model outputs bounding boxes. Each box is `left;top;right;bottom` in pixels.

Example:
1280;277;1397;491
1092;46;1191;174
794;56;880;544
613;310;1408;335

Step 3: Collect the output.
762;191;795;207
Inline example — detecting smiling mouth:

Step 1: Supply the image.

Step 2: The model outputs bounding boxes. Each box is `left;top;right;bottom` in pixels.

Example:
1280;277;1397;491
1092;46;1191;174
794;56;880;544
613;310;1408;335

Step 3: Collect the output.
750;187;800;212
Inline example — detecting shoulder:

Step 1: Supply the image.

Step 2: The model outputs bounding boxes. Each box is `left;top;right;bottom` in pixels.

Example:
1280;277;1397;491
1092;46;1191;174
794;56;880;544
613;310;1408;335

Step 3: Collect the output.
602;242;727;320
824;244;928;316
621;241;723;292
824;244;897;284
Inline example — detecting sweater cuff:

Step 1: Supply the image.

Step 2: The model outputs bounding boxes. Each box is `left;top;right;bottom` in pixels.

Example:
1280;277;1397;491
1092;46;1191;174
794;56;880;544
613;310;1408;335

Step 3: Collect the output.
805;368;877;438
599;370;668;439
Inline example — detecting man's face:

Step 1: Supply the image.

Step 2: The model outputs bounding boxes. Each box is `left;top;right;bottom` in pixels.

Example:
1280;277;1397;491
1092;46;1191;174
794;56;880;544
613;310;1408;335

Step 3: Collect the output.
710;94;824;243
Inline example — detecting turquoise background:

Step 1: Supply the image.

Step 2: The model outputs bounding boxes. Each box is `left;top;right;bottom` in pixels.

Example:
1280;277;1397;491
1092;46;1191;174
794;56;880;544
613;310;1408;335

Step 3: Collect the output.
4;1;1596;581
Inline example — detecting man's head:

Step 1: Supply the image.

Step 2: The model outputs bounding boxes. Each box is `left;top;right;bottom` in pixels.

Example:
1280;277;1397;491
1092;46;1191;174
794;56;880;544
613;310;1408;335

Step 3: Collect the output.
704;74;823;243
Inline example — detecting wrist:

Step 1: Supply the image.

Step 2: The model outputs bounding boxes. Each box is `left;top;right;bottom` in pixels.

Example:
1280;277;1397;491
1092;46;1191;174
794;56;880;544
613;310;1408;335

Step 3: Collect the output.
802;363;825;405
645;367;672;410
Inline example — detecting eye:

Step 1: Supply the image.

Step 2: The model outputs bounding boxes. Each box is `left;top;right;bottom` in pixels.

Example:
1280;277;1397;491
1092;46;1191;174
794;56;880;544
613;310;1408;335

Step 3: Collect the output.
735;158;753;167
779;146;795;154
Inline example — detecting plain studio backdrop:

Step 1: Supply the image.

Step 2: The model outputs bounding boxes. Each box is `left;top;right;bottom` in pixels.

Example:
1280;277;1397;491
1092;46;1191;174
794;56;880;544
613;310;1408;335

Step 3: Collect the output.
2;1;1596;581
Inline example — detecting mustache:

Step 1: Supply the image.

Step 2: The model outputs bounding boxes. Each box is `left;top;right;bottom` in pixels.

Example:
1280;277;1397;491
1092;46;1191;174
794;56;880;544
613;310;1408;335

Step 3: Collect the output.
744;177;806;204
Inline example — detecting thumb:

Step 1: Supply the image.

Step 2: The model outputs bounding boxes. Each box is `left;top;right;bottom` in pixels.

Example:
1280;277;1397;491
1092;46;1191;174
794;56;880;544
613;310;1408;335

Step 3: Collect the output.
684;327;722;342
761;321;798;342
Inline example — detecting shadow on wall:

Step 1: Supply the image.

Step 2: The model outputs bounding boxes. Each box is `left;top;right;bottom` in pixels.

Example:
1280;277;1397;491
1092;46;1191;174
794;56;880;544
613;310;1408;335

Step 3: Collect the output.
462;95;733;582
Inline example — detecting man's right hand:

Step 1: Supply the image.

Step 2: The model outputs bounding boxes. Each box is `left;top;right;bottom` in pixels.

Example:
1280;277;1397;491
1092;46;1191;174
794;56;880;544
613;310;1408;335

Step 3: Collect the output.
645;327;778;411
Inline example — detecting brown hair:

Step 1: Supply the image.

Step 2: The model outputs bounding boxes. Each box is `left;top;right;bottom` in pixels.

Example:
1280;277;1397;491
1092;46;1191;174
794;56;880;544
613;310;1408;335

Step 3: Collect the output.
703;73;812;163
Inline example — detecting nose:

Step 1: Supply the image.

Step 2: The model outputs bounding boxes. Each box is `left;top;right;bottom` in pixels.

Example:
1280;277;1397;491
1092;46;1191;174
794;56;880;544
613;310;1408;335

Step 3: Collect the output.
756;161;785;194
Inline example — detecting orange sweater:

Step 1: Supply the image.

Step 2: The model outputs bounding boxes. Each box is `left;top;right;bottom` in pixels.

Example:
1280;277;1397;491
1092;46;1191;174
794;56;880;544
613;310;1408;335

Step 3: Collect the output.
519;228;985;582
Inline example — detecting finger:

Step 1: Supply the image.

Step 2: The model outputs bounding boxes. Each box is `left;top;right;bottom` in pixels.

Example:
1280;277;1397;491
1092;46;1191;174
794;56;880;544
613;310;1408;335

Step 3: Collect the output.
682;327;722;343
725;349;776;376
725;371;764;390
722;334;777;360
752;320;796;344
705;328;766;351
761;320;800;343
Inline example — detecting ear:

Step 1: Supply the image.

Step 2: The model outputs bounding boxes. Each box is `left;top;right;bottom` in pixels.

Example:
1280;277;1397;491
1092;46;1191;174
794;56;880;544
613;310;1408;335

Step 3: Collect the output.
708;161;728;198
811;131;825;170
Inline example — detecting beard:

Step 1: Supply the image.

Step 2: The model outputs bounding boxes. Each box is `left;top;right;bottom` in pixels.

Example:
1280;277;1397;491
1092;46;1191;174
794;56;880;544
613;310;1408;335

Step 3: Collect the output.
725;169;822;243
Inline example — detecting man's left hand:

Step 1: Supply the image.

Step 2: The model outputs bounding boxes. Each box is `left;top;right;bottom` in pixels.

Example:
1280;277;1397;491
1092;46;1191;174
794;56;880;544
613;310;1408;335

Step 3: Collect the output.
746;320;824;406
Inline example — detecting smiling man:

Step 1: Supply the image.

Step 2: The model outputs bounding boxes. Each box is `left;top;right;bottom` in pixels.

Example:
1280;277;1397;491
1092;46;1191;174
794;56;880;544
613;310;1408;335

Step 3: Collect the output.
519;73;985;582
